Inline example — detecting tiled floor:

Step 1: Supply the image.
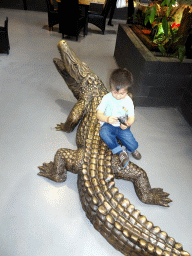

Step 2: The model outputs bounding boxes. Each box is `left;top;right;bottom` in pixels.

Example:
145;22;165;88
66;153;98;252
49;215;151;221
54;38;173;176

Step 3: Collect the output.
0;8;192;256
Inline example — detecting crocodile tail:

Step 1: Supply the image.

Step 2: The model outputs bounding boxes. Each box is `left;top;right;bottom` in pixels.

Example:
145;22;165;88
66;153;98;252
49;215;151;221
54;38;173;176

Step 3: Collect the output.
77;97;190;256
77;151;190;255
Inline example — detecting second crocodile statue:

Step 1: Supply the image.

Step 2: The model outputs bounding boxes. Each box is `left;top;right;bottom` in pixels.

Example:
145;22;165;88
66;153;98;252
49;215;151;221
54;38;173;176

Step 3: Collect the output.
38;40;190;256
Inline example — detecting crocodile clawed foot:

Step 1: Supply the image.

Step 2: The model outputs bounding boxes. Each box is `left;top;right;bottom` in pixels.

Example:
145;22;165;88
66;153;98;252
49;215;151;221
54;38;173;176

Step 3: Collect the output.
150;188;172;207
38;161;67;183
55;122;73;133
55;123;65;131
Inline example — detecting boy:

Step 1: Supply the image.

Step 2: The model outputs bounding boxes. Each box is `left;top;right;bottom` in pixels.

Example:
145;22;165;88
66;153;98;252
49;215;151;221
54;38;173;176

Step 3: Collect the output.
97;68;141;168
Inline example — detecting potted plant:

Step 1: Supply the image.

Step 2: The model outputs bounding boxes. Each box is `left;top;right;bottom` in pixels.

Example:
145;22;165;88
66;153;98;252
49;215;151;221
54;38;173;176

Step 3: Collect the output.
143;0;192;62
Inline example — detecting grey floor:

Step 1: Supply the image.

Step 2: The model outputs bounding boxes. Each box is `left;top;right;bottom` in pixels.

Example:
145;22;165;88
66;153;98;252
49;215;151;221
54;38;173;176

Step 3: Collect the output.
0;8;192;256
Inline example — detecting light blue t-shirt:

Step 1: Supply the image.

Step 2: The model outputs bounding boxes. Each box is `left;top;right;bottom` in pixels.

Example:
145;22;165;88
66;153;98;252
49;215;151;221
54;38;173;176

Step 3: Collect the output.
97;92;134;127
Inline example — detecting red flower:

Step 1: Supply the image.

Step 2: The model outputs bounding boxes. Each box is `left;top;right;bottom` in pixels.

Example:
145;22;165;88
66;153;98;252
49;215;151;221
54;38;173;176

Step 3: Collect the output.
171;23;180;29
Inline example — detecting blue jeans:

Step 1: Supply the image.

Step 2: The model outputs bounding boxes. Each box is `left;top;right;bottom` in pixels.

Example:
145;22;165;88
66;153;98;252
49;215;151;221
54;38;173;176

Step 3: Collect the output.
99;123;138;155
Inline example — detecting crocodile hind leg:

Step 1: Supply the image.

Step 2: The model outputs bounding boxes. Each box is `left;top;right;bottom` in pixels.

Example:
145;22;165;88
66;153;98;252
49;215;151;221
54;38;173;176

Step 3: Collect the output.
38;148;84;182
111;155;172;207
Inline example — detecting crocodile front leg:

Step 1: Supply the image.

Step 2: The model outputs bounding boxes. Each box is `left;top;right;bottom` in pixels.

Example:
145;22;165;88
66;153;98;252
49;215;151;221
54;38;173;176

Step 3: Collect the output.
38;147;84;182
56;99;86;133
111;155;172;207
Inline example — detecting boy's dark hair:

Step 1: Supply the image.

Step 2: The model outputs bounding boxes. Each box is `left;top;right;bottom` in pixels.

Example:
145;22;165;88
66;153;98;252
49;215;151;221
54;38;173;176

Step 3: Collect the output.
109;68;133;92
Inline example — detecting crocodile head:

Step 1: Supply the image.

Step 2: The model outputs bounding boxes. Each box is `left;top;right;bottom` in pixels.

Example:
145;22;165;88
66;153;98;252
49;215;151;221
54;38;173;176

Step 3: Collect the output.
57;40;91;83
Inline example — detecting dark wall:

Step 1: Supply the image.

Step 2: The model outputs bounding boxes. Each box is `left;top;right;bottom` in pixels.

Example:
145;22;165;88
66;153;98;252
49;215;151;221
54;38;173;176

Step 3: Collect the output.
0;0;47;12
27;0;47;11
179;79;192;126
0;0;24;10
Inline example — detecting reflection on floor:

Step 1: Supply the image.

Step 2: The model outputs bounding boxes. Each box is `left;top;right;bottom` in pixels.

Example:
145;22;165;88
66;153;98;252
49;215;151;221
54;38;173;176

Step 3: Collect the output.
0;8;191;256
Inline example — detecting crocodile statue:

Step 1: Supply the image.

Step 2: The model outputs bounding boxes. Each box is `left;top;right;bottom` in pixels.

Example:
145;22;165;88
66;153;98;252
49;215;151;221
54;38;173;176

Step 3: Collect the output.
38;40;190;256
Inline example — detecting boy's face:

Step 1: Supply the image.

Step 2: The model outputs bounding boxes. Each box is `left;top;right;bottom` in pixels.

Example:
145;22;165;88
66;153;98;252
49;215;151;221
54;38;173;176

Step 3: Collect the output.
111;88;128;100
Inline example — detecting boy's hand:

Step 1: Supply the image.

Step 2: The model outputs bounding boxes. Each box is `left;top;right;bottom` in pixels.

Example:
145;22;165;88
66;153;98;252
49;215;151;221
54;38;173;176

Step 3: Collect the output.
120;123;128;130
121;117;135;129
107;116;118;124
118;118;129;129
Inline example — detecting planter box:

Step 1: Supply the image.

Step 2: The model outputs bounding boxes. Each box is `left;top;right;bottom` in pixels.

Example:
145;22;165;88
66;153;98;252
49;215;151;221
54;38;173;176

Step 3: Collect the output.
179;79;192;126
114;24;192;107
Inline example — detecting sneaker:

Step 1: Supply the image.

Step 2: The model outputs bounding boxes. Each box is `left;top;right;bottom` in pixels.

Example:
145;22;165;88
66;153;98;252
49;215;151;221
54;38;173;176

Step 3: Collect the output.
119;151;129;167
131;150;141;160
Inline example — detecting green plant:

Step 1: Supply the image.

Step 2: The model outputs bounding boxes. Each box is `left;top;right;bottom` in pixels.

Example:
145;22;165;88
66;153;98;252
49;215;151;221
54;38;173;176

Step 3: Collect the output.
144;0;186;62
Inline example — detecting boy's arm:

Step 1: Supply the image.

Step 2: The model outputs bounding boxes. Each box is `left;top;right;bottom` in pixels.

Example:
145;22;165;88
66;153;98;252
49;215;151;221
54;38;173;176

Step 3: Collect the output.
97;110;117;124
127;116;135;126
120;97;135;129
